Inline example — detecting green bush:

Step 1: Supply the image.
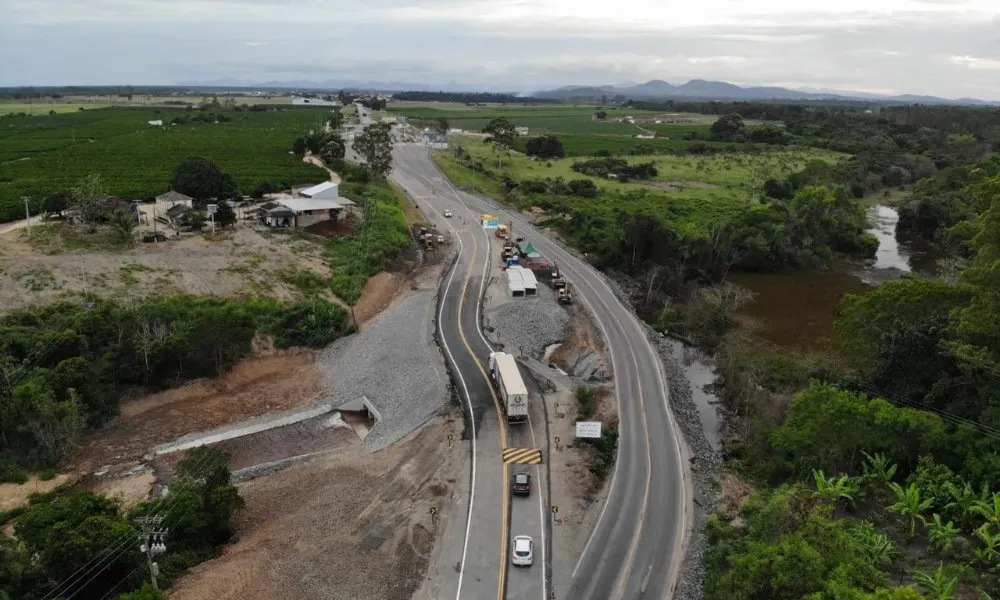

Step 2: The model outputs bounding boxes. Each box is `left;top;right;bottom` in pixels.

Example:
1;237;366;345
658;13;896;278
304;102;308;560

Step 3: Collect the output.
575;386;598;419
37;468;56;481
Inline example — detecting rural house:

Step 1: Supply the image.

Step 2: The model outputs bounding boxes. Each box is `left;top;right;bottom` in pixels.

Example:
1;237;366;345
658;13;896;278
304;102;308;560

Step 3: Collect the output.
155;191;194;214
264;197;346;229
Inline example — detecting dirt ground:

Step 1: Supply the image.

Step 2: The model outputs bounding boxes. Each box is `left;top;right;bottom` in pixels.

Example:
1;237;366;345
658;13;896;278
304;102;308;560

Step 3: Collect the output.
549;303;605;369
69;352;327;474
167;416;459;600
0;473;75;512
0;224;336;313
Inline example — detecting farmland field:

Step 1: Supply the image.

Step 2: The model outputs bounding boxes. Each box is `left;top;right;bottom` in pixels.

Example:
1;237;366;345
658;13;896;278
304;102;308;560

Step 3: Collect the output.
0;107;329;222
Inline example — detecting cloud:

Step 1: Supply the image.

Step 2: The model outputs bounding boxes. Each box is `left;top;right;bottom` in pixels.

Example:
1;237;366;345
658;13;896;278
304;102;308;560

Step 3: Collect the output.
950;55;1000;70
0;0;998;99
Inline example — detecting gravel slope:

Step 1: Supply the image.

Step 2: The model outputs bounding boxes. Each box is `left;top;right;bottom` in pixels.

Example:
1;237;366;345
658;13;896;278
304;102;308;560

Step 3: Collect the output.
484;283;569;359
318;273;450;452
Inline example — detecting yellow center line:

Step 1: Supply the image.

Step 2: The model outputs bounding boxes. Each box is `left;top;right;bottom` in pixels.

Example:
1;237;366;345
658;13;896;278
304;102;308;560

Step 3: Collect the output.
453;228;511;600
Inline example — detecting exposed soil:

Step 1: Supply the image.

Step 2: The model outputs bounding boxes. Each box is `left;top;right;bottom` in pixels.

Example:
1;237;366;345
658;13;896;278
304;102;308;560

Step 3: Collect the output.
69;352;328;473
353;271;409;326
0;224;335;314
167;417;459;600
0;474;76;512
90;471;157;508
549;304;605;369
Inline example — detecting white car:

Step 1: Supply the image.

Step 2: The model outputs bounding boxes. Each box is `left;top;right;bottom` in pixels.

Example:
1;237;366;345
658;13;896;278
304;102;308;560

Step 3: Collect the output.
511;535;533;567
444;210;453;218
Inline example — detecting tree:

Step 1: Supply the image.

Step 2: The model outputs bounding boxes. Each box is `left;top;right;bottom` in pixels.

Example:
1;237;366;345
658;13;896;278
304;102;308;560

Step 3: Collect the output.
711;113;746;140
944;482;989;531
182;208;207;232
926;514;959;554
214;202;237;229
170;157;237;203
434;117;449;135
15;491;139;598
354;122;394;179
887;482;933;539
482;117;517;167
525;135;566;159
42;192;70;217
594;110;608;120
109;209;137;245
914;564;959;600
319;135;346;163
292;137;307;156
70;173;109;232
117;584;166;600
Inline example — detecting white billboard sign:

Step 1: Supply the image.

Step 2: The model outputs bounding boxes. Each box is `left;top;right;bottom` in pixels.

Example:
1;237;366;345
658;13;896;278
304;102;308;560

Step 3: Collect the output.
575;421;602;439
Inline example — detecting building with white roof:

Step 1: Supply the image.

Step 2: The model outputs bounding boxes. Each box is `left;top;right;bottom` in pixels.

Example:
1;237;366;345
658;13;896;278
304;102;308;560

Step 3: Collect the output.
505;266;526;297
264;197;347;229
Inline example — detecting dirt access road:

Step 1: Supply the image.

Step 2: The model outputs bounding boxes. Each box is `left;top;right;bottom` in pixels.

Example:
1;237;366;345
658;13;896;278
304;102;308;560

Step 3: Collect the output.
167;415;464;600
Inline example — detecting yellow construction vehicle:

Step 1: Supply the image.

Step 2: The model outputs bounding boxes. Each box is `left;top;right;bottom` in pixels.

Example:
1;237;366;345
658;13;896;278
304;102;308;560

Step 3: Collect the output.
496;223;510;239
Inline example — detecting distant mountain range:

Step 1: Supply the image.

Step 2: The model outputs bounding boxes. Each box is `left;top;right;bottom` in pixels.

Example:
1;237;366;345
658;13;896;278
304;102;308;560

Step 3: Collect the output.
532;79;1000;106
175;78;492;93
174;77;999;106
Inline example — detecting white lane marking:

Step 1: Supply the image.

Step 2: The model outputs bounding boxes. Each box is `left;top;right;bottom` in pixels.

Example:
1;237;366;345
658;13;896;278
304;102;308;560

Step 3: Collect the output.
401;150;550;600
390;166;478;600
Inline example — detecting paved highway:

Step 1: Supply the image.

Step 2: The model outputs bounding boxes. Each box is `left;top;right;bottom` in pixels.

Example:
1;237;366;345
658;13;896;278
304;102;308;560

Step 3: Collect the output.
391;148;548;600
392;144;692;600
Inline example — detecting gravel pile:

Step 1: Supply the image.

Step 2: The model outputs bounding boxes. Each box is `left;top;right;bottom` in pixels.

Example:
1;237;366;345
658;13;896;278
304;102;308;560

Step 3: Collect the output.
318;288;450;452
485;284;569;360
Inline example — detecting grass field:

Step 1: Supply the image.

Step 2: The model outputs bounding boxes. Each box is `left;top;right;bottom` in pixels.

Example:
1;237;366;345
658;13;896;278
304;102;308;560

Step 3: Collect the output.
0;107;328;222
436;134;847;236
508;133;738;157
1;102;112;115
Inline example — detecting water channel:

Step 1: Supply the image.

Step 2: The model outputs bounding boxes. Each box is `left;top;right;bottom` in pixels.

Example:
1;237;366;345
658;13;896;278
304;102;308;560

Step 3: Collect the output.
678;204;922;446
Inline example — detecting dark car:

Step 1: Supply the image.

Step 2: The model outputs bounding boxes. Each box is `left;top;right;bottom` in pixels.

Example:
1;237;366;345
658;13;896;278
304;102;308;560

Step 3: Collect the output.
512;471;531;496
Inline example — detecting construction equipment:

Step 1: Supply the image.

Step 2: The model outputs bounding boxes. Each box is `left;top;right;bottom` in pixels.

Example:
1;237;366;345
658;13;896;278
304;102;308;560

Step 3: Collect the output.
552;275;567;289
496;223;510;239
557;284;573;304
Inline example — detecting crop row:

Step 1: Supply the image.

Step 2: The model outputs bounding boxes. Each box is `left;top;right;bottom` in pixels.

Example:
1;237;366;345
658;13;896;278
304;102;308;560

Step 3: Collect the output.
0;121;327;222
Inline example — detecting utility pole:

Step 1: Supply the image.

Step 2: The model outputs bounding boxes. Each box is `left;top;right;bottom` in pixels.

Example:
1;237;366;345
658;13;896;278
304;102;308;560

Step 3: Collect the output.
135;515;168;590
22;196;31;228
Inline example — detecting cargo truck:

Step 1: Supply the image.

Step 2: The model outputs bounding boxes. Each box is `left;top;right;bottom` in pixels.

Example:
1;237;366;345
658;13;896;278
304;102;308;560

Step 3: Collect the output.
488;352;529;423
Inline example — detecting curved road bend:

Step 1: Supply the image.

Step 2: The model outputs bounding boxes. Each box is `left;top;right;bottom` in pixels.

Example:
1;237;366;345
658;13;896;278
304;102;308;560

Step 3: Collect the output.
392;145;692;600
393;150;548;600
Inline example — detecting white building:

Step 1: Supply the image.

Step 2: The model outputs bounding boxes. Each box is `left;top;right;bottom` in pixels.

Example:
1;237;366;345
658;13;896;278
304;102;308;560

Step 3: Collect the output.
515;126;529;136
505;267;526;297
298;181;340;200
421;132;448;149
148;120;163;126
265;197;346;229
155;191;193;213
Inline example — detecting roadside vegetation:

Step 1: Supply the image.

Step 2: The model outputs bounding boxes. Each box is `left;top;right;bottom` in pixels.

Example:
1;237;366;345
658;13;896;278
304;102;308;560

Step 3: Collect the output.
421;100;1000;598
1;446;242;600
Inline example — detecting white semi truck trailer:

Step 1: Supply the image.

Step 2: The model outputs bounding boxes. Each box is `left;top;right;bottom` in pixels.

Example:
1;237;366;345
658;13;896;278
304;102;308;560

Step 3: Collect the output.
488;351;528;424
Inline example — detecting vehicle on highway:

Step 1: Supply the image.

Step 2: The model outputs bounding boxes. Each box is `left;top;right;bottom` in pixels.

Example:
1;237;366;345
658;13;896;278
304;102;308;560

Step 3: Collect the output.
444;209;453;218
488;352;529;424
511;535;533;567
512;471;531;496
436;234;445;244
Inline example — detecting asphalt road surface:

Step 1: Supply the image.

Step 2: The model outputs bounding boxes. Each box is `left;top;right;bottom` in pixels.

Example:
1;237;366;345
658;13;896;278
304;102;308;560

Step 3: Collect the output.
392;144;691;600
392;149;548;600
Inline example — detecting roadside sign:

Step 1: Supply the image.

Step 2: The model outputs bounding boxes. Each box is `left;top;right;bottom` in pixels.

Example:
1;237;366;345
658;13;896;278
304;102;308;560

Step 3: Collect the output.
575;421;602;439
482;214;500;229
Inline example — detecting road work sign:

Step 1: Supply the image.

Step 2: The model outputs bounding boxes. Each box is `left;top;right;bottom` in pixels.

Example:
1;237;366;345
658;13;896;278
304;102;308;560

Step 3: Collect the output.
482;214;500;229
575;421;602;439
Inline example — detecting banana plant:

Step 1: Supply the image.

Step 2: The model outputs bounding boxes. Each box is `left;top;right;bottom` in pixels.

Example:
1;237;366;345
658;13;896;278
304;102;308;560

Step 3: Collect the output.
888;482;933;539
974;524;1000;568
861;450;898;491
944;481;989;531
914;564;959;600
927;513;959;555
847;521;899;567
812;469;859;506
971;493;1000;531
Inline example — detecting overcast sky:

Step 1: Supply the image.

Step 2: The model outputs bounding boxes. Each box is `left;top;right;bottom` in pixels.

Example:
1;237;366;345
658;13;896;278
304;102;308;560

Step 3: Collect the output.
2;0;999;98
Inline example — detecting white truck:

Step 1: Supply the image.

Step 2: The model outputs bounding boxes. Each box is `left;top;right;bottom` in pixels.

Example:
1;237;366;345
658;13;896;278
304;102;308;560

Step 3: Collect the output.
488;352;529;424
